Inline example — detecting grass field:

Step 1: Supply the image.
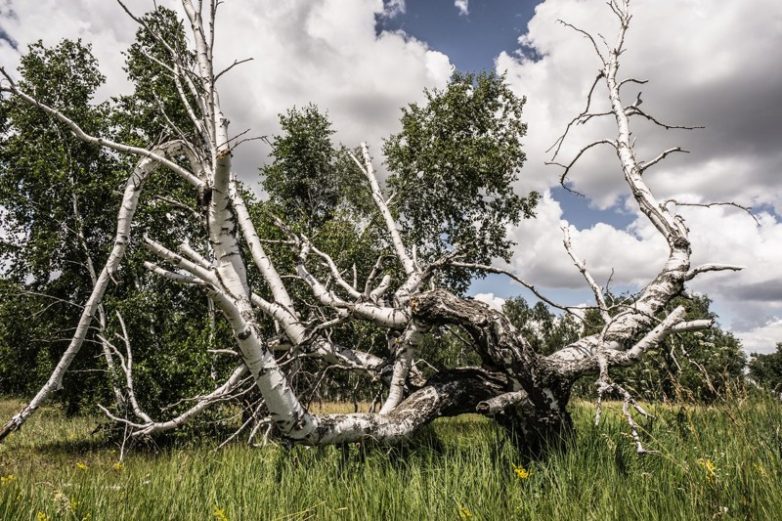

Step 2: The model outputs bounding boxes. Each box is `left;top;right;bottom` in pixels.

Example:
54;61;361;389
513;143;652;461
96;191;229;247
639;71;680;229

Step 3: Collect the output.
0;397;781;520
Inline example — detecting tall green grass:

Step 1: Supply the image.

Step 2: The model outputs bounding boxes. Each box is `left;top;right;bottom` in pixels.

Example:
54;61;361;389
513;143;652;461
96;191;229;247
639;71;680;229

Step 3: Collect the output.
0;397;780;520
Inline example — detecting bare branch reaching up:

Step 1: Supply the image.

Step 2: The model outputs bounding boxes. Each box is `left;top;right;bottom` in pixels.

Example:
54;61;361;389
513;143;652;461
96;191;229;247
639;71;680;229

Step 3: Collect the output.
301;236;362;300
607;306;689;367
664;199;760;225
143;236;217;286
215;57;254;82
618;77;648;89
685;263;745;281
639;147;689;173
557;20;607;65
625;103;704;131
546;139;617;195
144;261;206;286
451;261;592;320
546;71;608;160
561;224;611;323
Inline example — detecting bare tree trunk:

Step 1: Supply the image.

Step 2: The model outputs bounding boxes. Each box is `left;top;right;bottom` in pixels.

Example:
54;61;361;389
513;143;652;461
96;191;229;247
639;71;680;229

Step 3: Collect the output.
409;289;576;454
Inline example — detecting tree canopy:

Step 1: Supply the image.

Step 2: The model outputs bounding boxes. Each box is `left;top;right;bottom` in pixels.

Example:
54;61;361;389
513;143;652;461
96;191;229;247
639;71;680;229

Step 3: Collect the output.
749;343;782;394
384;72;538;291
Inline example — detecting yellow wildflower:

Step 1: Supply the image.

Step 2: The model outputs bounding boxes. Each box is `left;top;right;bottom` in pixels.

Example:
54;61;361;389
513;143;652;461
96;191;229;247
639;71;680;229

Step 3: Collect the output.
458;505;473;520
696;458;717;482
513;464;531;480
0;474;16;486
75;462;88;471
35;513;50;521
213;507;229;521
112;462;124;472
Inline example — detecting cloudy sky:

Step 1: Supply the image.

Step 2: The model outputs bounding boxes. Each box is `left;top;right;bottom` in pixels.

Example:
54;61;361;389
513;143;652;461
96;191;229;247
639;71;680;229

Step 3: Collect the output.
1;0;780;353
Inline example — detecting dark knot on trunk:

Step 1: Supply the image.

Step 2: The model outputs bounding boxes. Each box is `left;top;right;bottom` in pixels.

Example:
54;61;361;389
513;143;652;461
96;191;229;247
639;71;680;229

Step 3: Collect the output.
197;185;213;209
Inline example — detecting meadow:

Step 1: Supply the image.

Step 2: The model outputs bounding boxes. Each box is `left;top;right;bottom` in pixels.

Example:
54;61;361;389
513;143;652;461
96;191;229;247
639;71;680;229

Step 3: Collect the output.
0;397;780;520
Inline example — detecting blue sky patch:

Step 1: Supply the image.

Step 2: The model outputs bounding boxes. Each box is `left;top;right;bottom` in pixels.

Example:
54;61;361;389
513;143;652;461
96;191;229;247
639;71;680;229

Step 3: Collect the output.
378;0;539;73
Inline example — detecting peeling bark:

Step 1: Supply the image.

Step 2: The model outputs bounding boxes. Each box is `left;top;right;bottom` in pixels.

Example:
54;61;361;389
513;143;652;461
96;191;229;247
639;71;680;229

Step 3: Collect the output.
303;368;506;445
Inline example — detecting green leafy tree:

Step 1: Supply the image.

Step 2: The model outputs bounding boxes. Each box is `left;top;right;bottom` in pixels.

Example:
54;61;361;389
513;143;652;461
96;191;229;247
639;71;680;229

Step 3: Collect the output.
502;297;582;356
0;40;122;409
262;105;343;231
254;106;392;402
749;343;782;394
0;32;232;419
260;105;374;231
0;39;118;283
113;6;193;146
384;72;538;291
252;78;542;398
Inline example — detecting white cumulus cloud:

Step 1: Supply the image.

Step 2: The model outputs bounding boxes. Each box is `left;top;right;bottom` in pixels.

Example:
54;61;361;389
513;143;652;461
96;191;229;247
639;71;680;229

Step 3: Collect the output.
0;0;452;182
473;292;506;311
739;319;782;355
1;0;780;353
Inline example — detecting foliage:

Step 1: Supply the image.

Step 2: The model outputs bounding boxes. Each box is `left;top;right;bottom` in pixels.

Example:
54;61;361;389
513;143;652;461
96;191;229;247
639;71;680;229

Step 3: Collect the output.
113;6;192;146
0;7;756;449
749;343;782;394
0;39;117;283
0;22;549;420
384;72;538;291
0;34;232;418
260;105;370;232
502;297;582;356
0;40;121;411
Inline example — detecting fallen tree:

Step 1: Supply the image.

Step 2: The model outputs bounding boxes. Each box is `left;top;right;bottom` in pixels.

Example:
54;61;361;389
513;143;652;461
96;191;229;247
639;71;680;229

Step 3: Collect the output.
0;0;743;455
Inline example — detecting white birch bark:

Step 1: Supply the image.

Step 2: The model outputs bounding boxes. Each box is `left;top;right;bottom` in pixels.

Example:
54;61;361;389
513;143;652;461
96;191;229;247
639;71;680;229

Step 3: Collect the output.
379;322;426;414
545;0;736;379
351;143;416;278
